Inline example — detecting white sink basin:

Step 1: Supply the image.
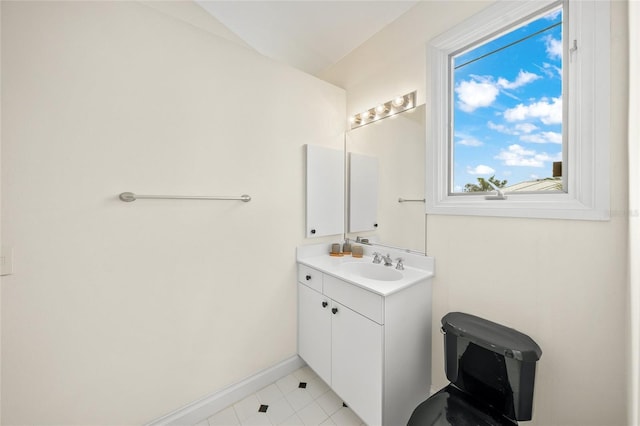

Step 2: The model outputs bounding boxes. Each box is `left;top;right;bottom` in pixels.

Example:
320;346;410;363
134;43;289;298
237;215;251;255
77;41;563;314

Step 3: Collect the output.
341;262;403;281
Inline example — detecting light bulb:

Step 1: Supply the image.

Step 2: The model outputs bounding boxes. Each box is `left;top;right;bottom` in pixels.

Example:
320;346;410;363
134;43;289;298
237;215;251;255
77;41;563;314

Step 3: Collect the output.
392;96;405;108
360;110;373;121
375;103;389;115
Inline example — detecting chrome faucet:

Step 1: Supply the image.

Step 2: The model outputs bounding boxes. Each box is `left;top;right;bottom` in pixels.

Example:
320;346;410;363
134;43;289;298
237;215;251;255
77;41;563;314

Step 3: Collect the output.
382;254;393;267
395;258;405;270
372;252;383;264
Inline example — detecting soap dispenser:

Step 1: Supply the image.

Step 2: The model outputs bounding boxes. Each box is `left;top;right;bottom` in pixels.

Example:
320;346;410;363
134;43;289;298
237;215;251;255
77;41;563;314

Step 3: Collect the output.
342;238;352;255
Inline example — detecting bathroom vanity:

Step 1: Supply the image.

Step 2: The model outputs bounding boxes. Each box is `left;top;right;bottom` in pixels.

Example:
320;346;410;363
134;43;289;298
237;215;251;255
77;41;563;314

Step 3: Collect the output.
296;243;434;426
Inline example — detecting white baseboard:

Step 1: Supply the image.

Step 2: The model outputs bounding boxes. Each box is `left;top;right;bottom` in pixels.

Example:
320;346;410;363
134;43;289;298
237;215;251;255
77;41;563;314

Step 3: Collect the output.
147;355;306;426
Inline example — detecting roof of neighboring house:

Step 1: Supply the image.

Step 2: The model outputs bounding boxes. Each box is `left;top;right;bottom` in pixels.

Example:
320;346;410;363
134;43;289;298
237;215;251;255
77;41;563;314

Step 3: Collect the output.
505;177;563;192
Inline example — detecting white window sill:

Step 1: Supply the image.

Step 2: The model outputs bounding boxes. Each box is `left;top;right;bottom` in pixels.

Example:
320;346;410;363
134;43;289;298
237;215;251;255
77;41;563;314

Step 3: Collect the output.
426;193;610;221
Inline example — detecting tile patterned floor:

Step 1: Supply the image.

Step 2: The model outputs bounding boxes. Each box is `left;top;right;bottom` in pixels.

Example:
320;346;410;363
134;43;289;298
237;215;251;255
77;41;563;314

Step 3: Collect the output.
198;366;365;426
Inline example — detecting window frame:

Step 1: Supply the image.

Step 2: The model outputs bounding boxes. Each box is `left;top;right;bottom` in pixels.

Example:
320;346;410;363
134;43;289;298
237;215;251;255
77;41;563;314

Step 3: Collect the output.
426;0;610;220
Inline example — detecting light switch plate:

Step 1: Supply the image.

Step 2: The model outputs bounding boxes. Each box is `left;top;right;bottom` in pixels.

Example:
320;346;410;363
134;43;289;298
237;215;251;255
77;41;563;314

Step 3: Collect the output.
1;246;14;276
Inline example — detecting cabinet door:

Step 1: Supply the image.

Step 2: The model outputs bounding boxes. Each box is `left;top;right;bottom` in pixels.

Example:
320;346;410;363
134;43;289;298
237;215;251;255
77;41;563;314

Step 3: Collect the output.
305;144;345;238
298;283;332;385
349;152;379;233
331;301;383;426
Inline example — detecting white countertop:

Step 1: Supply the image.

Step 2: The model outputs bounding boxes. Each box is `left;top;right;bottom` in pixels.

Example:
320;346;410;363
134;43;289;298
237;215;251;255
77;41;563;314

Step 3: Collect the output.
296;243;435;296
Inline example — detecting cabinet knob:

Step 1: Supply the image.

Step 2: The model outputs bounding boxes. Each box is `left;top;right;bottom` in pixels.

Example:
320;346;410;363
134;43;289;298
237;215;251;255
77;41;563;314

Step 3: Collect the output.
374;223;378;228
331;307;338;315
322;301;328;308
306;275;312;281
310;229;316;234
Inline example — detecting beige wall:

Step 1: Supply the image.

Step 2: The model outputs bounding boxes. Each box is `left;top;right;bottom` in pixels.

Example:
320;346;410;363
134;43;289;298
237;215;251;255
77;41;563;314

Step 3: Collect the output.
324;1;630;425
0;1;344;424
2;0;631;424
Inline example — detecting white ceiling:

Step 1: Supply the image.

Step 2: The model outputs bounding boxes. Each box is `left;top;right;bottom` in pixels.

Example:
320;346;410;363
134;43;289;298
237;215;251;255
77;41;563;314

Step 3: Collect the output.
196;1;419;77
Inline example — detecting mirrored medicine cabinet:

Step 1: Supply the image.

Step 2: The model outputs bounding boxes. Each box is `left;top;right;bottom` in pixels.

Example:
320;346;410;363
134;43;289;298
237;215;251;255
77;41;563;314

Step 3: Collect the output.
305;104;426;253
305;144;344;238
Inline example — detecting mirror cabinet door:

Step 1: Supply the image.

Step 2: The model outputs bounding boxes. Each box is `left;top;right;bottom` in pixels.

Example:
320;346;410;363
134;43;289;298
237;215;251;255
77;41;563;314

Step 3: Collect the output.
306;144;344;238
349;153;379;232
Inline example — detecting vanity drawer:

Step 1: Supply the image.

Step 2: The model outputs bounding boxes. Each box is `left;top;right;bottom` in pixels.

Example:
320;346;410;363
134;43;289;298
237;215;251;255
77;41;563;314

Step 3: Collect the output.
298;264;323;293
324;274;383;324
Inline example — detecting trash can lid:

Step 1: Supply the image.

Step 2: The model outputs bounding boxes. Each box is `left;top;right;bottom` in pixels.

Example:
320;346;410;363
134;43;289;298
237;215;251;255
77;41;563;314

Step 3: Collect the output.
441;312;542;362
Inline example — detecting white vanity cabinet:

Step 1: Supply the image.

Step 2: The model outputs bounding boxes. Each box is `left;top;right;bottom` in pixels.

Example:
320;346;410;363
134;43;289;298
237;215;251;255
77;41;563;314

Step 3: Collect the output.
297;263;432;426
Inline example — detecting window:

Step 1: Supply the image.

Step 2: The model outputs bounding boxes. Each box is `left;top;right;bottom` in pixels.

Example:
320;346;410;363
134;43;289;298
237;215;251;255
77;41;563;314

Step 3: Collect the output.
427;0;610;220
452;6;563;194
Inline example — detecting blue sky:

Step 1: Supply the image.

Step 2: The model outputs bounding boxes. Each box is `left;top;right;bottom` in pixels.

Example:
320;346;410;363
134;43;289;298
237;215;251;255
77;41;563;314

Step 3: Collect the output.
452;7;563;192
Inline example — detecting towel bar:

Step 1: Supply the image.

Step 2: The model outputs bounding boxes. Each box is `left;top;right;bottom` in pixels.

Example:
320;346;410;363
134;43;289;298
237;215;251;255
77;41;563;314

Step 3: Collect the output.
118;192;251;202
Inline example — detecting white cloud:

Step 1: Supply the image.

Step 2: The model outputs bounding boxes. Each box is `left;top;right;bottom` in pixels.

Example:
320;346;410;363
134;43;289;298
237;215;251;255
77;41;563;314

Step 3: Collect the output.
497;70;540;90
496;145;541;167
456;70;542;113
534;63;554;79
455;78;499;112
520;131;562;144
488;121;539;135
487;121;513;134
495;144;561;167
534;62;563;79
544;62;562;78
545;35;563;61
542;131;562;143
457;136;483;147
535;151;563;162
503;97;562;125
466;164;496;175
515;123;538;134
543;9;562;21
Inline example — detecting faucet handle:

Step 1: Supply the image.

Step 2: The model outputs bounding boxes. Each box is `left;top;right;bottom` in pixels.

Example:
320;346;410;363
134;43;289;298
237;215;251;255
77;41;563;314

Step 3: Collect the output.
395;258;405;270
372;252;382;264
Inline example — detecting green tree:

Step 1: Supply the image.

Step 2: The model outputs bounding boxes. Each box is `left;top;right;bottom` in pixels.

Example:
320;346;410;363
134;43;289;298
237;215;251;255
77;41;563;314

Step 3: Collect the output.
464;175;507;192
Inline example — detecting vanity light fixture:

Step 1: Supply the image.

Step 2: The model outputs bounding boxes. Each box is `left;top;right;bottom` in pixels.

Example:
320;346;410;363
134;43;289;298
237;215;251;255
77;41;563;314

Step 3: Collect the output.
349;90;416;129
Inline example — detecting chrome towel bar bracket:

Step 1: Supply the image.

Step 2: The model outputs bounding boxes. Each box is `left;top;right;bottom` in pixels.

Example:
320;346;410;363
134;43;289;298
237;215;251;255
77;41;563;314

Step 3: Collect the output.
118;192;251;202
